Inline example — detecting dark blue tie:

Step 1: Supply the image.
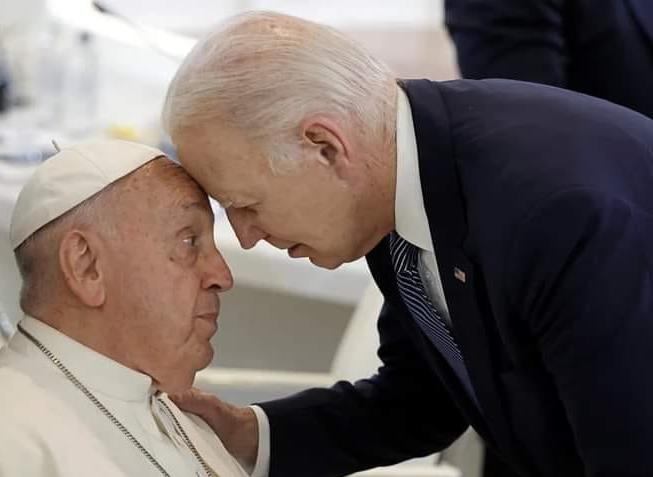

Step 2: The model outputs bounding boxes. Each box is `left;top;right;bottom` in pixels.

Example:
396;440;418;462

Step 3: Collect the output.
389;232;481;408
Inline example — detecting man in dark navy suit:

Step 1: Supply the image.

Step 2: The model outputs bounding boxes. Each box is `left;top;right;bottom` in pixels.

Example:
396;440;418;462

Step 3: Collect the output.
445;0;653;119
162;11;653;477
444;5;653;469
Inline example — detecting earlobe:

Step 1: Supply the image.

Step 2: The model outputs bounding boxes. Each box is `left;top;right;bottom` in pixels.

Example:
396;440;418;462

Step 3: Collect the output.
59;231;106;307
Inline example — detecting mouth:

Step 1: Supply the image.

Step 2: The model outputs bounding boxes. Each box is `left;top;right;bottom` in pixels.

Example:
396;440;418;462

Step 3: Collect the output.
196;312;219;335
196;295;220;323
197;312;218;321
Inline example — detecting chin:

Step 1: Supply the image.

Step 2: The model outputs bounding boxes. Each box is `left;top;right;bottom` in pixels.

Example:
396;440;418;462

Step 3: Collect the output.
156;354;212;395
308;257;342;270
200;347;215;369
309;255;346;270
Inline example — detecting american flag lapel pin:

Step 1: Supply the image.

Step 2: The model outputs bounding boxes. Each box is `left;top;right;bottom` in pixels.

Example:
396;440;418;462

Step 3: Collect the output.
454;267;466;283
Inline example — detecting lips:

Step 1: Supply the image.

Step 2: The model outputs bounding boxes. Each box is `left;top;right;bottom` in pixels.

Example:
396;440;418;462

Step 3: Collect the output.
196;313;219;339
196;312;218;322
196;295;220;322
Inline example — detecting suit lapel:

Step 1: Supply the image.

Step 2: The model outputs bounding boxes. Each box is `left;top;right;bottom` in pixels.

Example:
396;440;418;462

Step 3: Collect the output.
367;238;491;439
400;79;523;464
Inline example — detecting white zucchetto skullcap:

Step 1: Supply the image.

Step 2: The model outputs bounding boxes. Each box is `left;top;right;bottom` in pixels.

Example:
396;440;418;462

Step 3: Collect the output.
10;139;168;250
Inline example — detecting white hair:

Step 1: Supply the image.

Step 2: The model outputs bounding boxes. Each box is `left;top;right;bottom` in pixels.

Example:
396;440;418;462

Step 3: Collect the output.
161;10;395;170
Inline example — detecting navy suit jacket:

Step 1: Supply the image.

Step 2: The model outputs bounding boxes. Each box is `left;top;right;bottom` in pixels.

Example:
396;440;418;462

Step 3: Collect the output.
444;0;653;119
259;79;653;477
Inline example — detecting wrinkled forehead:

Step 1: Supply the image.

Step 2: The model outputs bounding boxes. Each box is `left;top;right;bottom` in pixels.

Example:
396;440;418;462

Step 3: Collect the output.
172;125;274;196
122;158;212;217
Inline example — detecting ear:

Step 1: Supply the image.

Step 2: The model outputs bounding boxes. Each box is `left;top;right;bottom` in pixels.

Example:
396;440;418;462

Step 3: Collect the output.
58;230;107;307
301;117;351;177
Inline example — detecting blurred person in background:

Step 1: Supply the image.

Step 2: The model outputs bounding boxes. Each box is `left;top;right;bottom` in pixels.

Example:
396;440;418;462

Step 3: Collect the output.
444;0;653;119
444;6;653;469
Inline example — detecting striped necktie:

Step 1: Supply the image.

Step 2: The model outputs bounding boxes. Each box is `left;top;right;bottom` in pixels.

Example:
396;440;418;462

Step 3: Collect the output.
389;232;481;408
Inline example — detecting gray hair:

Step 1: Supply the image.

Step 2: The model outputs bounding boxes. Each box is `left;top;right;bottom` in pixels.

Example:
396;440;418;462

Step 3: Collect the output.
13;181;118;314
161;11;395;170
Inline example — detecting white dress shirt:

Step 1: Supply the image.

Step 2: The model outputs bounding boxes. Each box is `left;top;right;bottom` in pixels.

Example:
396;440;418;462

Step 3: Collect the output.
250;85;450;476
0;316;252;477
393;86;451;325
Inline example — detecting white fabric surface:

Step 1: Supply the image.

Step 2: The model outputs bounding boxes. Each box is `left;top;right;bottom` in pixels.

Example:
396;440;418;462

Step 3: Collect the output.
0;316;250;477
393;87;451;322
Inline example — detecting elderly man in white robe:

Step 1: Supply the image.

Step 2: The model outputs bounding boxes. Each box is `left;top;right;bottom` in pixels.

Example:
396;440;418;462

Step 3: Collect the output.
0;140;264;477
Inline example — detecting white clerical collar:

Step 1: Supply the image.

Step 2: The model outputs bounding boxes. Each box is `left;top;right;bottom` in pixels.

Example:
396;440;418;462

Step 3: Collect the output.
15;315;155;402
395;86;434;253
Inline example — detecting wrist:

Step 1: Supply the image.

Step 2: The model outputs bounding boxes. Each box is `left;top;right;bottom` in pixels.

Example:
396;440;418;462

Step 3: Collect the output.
239;407;259;465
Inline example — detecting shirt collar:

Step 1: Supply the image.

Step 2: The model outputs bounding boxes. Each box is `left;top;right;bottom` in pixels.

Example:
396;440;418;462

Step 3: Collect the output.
394;86;434;252
14;315;155;402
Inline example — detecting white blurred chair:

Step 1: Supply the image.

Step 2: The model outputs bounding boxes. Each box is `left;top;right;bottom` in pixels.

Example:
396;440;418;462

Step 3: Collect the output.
196;283;482;477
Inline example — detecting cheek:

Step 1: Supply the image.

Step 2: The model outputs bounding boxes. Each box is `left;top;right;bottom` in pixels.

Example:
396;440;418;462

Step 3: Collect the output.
138;291;201;364
132;266;202;339
164;270;203;317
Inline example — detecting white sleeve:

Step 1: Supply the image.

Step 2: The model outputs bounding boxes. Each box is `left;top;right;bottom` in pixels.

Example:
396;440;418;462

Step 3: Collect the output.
248;405;270;477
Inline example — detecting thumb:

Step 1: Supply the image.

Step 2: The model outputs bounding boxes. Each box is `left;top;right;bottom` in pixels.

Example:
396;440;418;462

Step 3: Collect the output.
169;387;223;420
170;388;259;463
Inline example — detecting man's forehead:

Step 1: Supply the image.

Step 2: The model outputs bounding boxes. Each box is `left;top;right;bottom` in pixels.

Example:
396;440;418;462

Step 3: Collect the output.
172;192;211;212
173;126;276;204
176;124;263;168
120;159;209;213
164;180;211;215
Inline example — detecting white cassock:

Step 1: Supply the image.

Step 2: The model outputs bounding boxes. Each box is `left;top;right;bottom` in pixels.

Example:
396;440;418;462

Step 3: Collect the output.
0;316;250;477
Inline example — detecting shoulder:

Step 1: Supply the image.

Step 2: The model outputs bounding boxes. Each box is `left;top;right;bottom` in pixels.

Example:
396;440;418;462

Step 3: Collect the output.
0;353;82;438
0;366;62;476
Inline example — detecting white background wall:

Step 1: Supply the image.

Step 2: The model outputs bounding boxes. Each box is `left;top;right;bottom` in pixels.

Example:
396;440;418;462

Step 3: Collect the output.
100;0;445;34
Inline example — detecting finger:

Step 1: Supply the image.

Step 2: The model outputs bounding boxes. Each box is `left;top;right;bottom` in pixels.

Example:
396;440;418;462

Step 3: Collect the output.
170;388;222;418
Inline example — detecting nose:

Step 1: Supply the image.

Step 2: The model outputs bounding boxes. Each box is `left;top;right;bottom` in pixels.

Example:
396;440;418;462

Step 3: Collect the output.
226;208;267;249
201;246;234;293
